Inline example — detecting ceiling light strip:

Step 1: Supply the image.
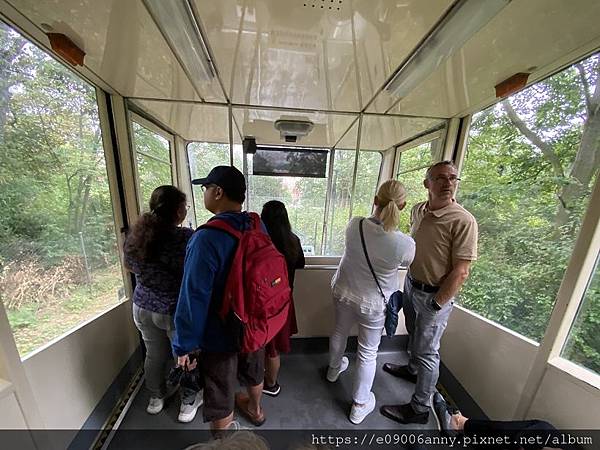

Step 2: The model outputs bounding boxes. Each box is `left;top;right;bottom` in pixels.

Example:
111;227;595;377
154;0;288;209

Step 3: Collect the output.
143;0;217;101
384;0;511;99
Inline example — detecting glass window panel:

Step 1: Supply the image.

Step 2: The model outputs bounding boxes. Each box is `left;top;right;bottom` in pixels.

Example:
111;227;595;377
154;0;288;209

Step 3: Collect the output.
132;121;172;209
562;252;600;375
457;53;599;342
247;153;327;256
132;121;171;161
396;141;439;233
324;150;355;256
0;22;123;357
187;142;232;225
323;149;381;255
135;154;172;211
352;151;382;218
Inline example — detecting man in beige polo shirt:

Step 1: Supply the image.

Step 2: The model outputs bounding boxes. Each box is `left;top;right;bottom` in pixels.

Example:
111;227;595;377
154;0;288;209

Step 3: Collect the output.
381;160;478;424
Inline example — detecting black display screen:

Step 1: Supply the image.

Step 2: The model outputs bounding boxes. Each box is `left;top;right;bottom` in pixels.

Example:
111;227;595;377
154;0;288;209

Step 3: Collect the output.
253;147;328;178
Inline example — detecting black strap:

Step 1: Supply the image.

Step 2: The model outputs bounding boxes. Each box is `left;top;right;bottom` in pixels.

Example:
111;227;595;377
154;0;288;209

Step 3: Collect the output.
359;219;386;302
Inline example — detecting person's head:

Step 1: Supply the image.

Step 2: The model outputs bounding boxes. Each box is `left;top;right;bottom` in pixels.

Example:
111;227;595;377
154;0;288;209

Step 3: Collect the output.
261;200;292;234
124;185;187;262
192;166;246;214
261;200;298;262
374;179;407;232
424;161;459;203
149;185;188;226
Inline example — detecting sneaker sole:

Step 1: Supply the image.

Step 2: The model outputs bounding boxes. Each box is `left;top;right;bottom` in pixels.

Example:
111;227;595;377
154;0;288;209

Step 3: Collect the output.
326;357;349;382
262;388;281;397
178;400;203;423
349;396;376;425
178;407;201;423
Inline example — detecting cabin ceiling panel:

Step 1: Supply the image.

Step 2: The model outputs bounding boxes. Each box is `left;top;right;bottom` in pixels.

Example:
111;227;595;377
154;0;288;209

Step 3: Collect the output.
131;100;230;143
232;107;356;148
6;0;224;102
360;115;445;151
373;0;600;117
193;0;453;112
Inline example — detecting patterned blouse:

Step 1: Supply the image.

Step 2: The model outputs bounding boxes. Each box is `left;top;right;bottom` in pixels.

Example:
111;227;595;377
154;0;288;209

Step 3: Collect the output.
124;226;194;315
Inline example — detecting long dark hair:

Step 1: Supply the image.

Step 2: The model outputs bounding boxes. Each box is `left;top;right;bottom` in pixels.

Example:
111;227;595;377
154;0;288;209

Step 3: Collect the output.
124;185;186;262
261;200;299;263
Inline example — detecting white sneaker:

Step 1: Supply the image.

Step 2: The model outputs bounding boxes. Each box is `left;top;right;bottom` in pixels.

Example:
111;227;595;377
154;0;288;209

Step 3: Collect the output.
327;356;349;382
349;392;376;424
178;391;203;423
146;396;164;415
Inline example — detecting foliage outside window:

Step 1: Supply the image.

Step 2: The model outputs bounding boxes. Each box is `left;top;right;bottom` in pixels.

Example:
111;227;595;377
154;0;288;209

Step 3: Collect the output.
396;140;441;233
132;121;172;210
457;52;599;360
562;252;600;375
323;150;382;256
0;22;123;357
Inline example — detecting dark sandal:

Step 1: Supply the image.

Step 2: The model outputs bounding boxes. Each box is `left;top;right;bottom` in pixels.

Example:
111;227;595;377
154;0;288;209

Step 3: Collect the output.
235;392;266;426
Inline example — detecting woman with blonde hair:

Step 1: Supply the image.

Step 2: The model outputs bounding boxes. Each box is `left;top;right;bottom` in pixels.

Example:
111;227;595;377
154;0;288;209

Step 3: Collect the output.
326;179;415;424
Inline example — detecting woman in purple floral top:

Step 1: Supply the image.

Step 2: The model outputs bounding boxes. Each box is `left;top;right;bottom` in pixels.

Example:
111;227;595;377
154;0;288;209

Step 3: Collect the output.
124;185;195;418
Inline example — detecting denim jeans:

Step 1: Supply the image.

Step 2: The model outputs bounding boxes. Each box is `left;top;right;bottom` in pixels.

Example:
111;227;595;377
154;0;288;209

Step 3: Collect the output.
403;277;453;413
132;303;175;398
329;300;385;404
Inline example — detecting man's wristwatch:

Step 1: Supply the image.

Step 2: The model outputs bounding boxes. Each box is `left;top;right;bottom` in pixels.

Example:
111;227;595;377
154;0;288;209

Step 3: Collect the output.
430;298;442;311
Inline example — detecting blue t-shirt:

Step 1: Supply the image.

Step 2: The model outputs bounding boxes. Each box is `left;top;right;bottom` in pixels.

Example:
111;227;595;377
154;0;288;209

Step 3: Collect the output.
172;211;258;355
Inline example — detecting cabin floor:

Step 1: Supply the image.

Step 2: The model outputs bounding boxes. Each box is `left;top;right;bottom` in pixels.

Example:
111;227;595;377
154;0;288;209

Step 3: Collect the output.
107;350;451;449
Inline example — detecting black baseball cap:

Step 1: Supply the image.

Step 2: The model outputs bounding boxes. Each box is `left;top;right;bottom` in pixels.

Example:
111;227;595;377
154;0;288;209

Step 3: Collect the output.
192;165;246;200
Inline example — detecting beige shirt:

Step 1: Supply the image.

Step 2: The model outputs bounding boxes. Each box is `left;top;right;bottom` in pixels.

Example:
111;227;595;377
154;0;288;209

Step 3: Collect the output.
409;200;478;286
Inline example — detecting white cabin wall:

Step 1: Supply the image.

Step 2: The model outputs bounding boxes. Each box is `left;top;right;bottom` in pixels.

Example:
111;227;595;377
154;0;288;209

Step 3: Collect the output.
22;301;139;430
529;365;600;429
293;267;408;337
441;306;538;419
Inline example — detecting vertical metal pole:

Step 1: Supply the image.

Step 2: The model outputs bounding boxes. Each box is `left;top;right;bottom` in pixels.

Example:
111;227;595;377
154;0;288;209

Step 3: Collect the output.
320;147;336;255
228;103;234;166
348;114;363;219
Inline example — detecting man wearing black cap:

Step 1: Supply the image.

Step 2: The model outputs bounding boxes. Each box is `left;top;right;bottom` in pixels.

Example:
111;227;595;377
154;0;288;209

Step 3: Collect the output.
172;166;266;432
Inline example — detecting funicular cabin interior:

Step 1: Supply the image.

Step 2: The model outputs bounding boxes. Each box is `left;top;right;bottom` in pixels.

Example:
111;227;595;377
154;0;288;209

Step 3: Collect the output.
0;0;599;448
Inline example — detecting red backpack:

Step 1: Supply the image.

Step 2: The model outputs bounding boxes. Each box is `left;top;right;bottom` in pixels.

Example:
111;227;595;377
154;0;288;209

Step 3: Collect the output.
200;212;291;353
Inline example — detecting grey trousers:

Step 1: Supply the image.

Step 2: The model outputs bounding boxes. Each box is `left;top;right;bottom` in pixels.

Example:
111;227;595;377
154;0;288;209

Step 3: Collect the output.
403;277;453;413
132;303;175;398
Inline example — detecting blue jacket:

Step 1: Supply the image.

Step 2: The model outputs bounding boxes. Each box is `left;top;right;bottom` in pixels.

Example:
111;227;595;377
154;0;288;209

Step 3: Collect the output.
172;211;254;355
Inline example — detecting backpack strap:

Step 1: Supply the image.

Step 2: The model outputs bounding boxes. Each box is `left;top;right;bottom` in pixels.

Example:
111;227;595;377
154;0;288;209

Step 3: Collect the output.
200;218;243;240
359;218;387;302
247;212;262;232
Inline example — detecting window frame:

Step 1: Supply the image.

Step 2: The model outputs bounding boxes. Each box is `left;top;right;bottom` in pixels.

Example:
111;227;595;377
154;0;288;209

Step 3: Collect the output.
129;112;176;213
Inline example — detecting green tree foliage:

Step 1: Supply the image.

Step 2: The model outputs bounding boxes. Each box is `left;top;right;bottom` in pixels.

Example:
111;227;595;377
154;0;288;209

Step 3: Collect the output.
132;122;172;210
458;53;599;373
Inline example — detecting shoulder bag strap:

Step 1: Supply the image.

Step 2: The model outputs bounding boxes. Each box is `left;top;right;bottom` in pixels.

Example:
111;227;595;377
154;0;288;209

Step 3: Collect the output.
359;218;386;301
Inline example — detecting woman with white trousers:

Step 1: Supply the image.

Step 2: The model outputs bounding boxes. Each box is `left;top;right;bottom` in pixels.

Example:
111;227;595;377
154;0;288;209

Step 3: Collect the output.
327;180;415;424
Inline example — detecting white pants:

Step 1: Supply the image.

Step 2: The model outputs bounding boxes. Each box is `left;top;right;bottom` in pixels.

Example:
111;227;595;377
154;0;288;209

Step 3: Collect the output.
328;300;385;404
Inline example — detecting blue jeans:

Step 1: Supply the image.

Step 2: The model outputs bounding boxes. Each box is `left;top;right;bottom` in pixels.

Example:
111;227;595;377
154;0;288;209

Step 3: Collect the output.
403;277;453;413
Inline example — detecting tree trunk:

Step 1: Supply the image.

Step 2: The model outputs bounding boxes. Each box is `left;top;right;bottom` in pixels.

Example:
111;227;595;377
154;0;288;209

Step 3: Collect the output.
556;62;600;227
502;99;564;178
0;27;26;142
76;174;92;234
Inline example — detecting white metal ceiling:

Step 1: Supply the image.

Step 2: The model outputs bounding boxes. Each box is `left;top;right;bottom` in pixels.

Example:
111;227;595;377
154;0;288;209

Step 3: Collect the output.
3;0;600;145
